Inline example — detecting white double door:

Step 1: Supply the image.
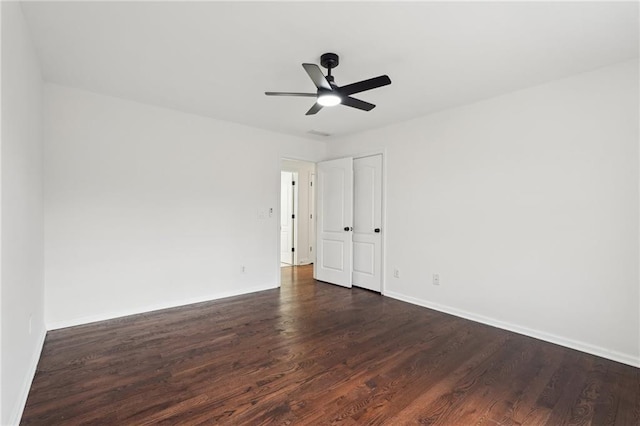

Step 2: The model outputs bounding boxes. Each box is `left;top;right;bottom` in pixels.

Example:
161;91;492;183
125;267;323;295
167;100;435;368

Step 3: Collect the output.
314;154;382;292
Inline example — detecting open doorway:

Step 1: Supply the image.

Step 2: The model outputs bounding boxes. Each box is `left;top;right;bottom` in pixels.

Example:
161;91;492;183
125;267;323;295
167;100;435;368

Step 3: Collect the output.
280;159;316;268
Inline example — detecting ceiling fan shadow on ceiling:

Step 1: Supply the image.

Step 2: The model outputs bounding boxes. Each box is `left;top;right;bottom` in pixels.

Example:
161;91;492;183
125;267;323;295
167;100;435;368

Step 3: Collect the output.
265;53;391;115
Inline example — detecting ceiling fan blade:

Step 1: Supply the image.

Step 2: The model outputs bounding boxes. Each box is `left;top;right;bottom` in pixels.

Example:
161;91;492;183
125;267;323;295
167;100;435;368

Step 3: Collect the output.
338;75;391;96
342;96;376;111
265;92;317;97
305;103;323;115
302;63;332;91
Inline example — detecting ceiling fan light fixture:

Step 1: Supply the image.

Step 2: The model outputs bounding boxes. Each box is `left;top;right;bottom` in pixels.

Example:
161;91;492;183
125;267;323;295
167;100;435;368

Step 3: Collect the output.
317;93;341;107
265;53;391;115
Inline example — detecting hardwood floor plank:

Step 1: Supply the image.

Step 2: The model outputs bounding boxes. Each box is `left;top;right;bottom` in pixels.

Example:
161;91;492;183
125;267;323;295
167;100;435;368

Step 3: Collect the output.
21;265;640;425
611;365;640;425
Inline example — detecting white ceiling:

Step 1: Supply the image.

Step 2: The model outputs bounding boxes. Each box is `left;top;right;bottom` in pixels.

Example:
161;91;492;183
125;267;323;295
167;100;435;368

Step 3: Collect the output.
20;1;639;141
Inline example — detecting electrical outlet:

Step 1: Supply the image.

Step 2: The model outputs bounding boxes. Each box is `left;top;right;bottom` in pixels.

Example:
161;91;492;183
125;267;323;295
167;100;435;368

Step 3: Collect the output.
393;269;400;278
241;265;246;273
433;274;440;286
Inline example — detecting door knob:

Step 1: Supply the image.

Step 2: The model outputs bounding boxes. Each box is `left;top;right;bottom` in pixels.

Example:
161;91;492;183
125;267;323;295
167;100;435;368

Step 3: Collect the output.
344;227;350;231
374;228;381;233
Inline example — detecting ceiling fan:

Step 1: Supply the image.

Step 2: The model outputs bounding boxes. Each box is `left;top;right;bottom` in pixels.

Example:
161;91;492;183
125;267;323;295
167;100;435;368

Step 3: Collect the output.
265;53;391;115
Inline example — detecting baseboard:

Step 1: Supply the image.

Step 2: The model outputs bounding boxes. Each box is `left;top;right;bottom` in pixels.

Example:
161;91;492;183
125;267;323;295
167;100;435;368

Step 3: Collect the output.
384;290;639;368
8;328;47;426
46;283;278;331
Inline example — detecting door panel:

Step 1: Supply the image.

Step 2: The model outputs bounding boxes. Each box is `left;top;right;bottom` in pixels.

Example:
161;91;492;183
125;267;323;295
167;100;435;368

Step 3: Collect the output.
321;170;345;231
354;166;376;231
321;240;344;271
353;241;375;275
315;157;353;287
352;155;382;291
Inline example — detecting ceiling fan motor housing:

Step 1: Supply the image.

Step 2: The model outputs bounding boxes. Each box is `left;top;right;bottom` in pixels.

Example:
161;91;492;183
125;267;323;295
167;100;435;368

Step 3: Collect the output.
320;53;339;70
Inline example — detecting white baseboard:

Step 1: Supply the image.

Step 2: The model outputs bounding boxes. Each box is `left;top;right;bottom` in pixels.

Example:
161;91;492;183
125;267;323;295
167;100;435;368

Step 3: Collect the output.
8;328;47;426
46;283;278;331
384;290;639;368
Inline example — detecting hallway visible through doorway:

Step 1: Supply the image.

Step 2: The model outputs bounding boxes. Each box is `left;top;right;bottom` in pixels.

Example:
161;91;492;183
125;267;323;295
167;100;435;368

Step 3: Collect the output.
280;159;316;268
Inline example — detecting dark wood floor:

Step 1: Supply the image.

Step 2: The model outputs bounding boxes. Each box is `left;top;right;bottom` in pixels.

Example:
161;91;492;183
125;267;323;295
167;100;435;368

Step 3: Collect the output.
22;265;639;425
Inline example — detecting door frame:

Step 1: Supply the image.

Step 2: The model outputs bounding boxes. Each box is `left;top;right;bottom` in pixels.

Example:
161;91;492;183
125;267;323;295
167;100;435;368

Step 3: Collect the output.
276;150;386;294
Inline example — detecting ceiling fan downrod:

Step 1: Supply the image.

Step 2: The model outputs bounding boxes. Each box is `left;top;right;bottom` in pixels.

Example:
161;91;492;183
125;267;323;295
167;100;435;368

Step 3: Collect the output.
320;52;339;83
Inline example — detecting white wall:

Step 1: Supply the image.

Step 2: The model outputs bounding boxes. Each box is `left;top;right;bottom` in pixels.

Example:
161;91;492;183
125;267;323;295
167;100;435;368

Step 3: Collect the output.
328;60;640;366
1;2;46;424
44;84;326;329
282;159;316;265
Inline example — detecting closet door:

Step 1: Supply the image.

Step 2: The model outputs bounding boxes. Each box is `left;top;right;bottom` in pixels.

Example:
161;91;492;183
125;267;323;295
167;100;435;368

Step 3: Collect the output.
352;154;383;292
314;157;353;287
